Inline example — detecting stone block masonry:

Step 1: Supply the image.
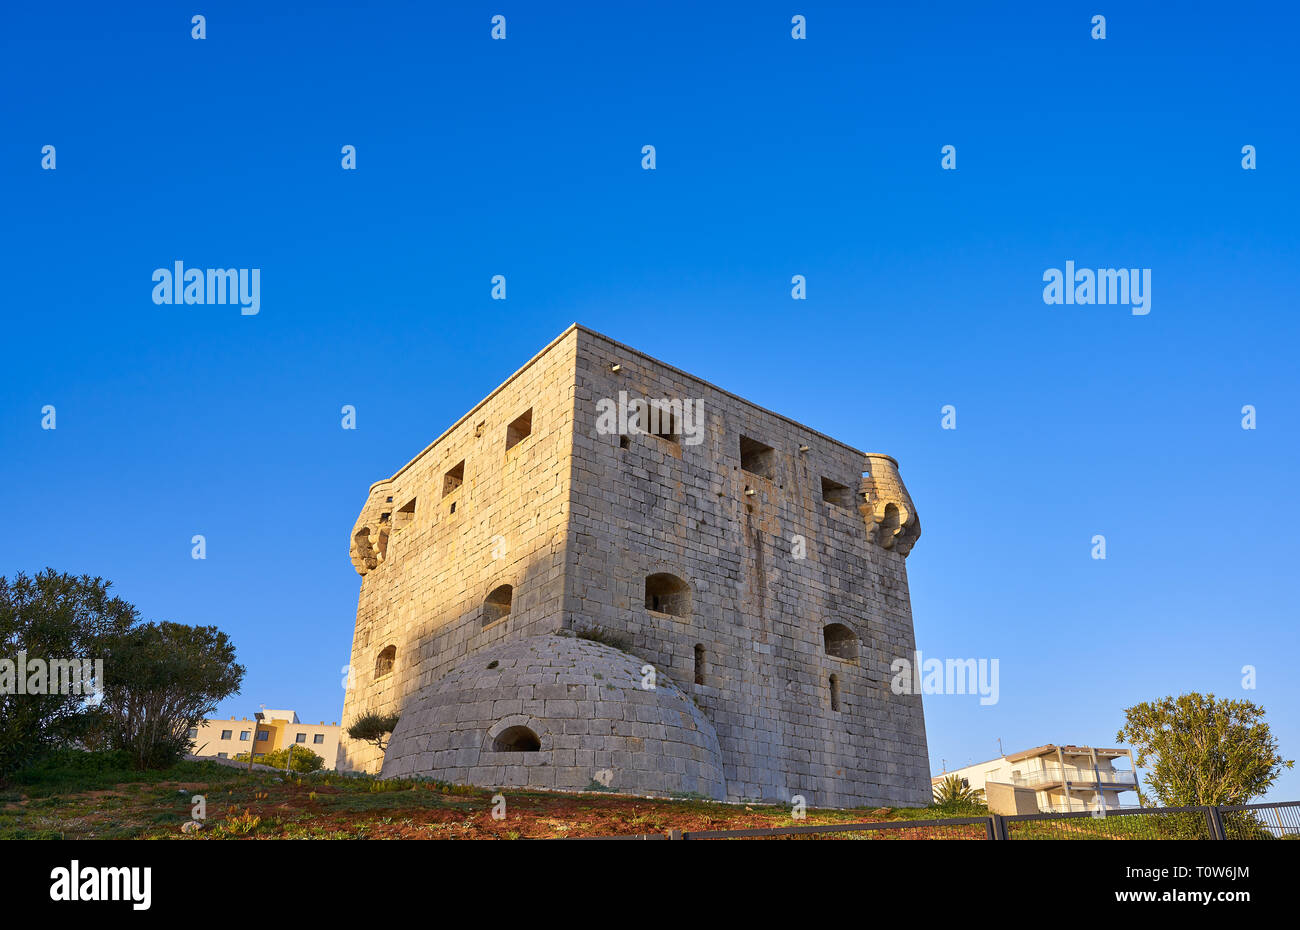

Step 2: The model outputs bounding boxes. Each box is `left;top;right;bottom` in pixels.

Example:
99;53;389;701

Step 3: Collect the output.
338;324;929;808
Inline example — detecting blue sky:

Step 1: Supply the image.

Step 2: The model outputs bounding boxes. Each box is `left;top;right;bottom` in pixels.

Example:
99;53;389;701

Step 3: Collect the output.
2;2;1296;799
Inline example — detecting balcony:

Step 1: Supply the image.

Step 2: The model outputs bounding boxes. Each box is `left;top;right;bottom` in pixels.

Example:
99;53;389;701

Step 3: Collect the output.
1010;766;1138;789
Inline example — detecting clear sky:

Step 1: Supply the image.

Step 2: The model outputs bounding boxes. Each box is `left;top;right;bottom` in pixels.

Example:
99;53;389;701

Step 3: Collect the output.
2;2;1296;800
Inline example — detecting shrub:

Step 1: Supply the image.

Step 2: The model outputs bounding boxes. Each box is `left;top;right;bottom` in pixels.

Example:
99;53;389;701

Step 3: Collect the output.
231;746;324;773
346;712;400;753
0;570;137;780
932;773;986;806
97;622;244;770
8;748;244;796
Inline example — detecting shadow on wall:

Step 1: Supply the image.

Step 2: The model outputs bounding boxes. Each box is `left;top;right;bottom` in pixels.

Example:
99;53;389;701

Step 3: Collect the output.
337;551;562;775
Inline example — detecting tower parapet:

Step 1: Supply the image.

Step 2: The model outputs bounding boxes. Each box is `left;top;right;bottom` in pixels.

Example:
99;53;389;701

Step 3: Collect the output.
859;453;921;556
349;479;395;575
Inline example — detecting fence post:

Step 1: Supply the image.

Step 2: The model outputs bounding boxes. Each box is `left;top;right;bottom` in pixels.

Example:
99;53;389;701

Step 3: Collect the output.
988;815;1008;841
668;828;683;841
1205;806;1226;841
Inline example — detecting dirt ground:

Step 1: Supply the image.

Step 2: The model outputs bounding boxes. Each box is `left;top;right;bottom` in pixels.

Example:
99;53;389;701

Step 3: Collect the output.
1;769;975;840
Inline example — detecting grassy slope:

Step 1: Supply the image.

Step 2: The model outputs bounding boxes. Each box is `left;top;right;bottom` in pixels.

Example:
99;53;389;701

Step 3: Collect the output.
0;750;987;840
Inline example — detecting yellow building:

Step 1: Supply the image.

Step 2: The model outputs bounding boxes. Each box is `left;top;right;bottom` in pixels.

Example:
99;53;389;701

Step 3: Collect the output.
189;709;341;769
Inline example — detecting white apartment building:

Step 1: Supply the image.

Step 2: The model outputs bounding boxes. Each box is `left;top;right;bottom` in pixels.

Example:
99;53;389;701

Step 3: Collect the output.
934;743;1139;813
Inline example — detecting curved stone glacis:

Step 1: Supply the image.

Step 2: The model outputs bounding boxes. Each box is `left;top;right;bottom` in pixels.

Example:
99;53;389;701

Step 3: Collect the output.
380;633;727;800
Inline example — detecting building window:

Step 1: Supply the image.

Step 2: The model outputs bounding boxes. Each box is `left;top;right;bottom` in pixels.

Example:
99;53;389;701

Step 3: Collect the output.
644;573;690;618
375;645;397;679
217;752;228;758
239;731;251;741
493;725;540;752
739;435;775;479
821;477;856;508
823;623;859;663
221;729;232;740
187;728;198;738
646;400;680;443
694;644;706;685
505;409;533;453
443;460;465;496
313;734;325;745
829;674;841;712
257;730;270;741
253;753;265;761
296;733;306;743
392;497;416;532
483;584;513;626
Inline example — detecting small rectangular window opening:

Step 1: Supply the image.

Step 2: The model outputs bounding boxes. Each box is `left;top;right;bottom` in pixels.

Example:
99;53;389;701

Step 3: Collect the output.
393;497;417;531
505;409;533;452
443;461;465;496
821;477;856;509
739;435;776;479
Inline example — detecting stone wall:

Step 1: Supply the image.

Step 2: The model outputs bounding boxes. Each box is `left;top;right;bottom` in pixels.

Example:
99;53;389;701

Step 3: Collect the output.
337;331;578;773
563;328;929;807
381;633;727;799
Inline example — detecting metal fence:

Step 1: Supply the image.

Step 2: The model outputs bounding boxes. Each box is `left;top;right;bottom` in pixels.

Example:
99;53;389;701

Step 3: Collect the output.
999;804;1218;840
576;800;1300;840
1220;800;1300;839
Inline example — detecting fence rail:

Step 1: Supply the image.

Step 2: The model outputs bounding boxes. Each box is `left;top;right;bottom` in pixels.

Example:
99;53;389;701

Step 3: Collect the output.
572;800;1300;840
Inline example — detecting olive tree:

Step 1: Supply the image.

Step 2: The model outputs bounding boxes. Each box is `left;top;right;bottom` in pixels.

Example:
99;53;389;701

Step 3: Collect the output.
1117;692;1293;806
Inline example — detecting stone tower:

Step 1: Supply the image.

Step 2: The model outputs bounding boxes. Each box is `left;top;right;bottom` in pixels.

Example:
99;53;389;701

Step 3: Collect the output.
338;324;929;807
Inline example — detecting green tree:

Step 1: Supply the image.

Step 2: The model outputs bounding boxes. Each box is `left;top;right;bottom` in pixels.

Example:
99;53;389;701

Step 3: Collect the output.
1117;693;1293;806
932;773;985;805
98;622;244;770
347;711;400;753
0;570;137;779
231;745;325;773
